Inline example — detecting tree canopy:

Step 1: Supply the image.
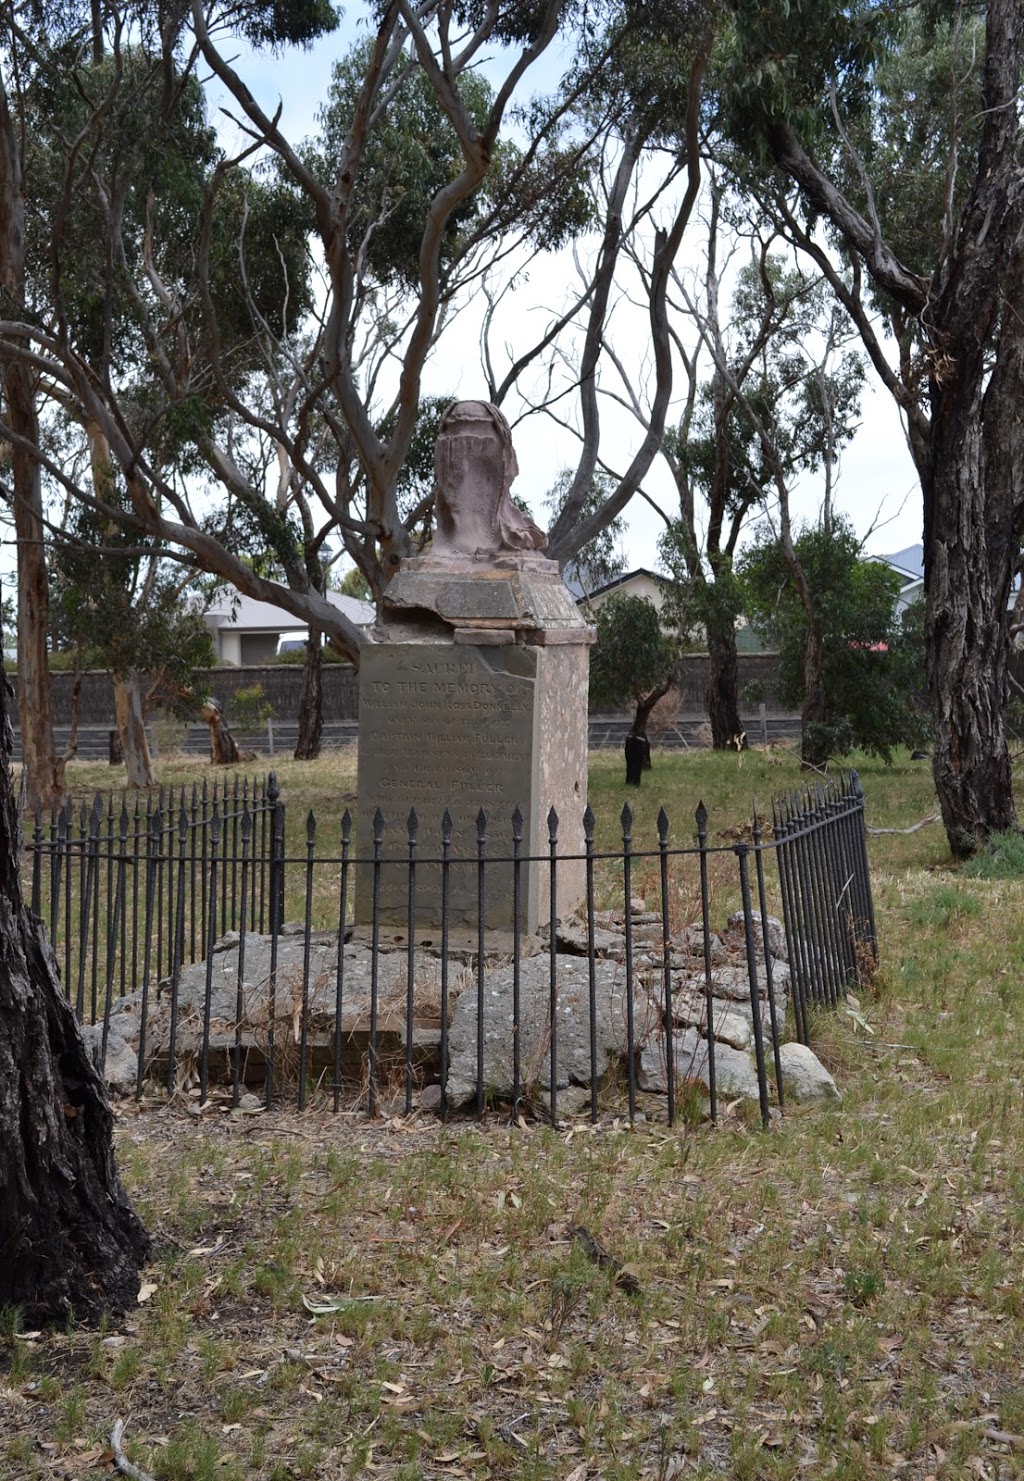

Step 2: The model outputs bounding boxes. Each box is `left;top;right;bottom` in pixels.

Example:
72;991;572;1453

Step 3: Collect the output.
721;0;1024;853
739;520;929;764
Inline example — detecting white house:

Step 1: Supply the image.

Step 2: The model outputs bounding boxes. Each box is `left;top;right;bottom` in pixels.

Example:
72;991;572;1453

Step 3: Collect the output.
874;543;1020;614
873;544;926;612
570;567;669;615
203;589;375;666
573;567;766;651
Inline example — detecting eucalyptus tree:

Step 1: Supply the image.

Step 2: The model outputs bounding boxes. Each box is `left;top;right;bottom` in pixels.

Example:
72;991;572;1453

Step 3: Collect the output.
658;236;863;755
588;592;675;777
725;0;1024;854
738;519;928;764
480;0;720;566
0;0;700;800
49;505;215;787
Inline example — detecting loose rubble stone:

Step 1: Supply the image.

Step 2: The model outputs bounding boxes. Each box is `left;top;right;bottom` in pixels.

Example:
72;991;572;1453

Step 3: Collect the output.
443;957;643;1108
727;911;788;961
778;1042;841;1102
85;899;845;1117
637;1031;764;1101
677;925;728;964
541;917;623;957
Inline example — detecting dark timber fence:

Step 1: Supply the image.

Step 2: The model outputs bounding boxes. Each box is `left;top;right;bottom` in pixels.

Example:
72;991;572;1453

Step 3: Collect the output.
24;772;876;1128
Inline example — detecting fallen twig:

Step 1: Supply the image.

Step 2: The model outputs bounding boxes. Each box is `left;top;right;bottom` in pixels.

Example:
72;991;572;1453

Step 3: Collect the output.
867;813;940;836
111;1419;156;1481
943;1419;1024;1450
569;1224;641;1295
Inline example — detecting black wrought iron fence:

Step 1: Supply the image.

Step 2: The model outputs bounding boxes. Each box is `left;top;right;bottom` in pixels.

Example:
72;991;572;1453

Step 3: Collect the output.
24;771;876;1128
26;775;279;1028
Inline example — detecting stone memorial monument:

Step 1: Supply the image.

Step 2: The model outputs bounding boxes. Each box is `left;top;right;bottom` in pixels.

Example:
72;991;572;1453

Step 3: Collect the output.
356;401;593;932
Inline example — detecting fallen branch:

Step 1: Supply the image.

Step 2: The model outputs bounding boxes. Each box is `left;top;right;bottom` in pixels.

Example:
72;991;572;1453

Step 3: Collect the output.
867;813;939;836
569;1224;641;1295
943;1418;1024;1450
111;1419;157;1481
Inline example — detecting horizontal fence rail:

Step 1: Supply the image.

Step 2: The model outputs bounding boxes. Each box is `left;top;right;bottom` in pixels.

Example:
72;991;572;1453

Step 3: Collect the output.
24;772;876;1128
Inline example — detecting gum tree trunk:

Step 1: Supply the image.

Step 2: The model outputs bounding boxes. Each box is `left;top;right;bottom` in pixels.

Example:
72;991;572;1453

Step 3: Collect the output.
921;0;1024;856
113;672;156;788
294;627;324;760
705;612;745;750
760;0;1024;853
199;698;241;765
0;76;61;811
925;368;1019;855
0;666;149;1325
800;619;828;769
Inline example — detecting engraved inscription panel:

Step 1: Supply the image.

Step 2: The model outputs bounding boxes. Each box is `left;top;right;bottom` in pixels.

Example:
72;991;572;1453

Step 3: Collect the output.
356;644;536;927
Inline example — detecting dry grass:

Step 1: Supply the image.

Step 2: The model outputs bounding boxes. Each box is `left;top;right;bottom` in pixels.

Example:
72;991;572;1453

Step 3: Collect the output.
3;746;1024;1480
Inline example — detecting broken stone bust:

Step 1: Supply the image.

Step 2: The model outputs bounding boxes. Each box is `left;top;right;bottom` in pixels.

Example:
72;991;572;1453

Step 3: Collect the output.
431;399;547;560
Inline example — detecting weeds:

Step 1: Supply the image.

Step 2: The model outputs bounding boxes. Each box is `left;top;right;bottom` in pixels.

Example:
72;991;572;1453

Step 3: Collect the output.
964;826;1024;879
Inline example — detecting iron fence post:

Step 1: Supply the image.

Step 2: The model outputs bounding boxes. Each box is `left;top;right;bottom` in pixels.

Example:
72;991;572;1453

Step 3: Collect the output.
735;844;771;1130
622;804;636;1122
752;808;784;1109
695;802;717;1123
658;807;675;1127
547;807;559;1128
333;810;352;1114
476;809;488;1120
584;804;598;1124
405;809;418;1115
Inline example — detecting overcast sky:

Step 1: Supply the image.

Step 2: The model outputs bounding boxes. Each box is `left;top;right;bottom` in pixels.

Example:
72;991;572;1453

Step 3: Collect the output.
0;14;921;589
210;14;924;572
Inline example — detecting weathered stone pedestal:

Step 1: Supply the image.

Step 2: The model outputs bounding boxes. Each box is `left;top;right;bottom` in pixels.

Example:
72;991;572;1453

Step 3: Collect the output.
356;553;592;932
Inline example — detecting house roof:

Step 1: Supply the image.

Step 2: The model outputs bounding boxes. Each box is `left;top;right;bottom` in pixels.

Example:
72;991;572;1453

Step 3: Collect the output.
873;542;1020;601
204;589;375;633
874;544;924;585
573;568;665;603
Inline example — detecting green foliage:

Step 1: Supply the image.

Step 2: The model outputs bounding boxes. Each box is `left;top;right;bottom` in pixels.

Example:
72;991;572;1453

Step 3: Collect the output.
546;469;627;596
963;830;1024;881
268;643;347;665
228;684;274;731
50;488;215;705
738;520;929;762
659;251;863;673
335;568;372;601
310;47;495;288
308;39;592;290
238;0;341;49
843;12;985;283
21;39;315;488
589;595;674;709
720;0;892;160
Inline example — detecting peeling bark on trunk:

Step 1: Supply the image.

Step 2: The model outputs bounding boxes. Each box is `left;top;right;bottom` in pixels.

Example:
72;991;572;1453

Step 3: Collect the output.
10;374;62;811
762;0;1024;853
924;348;1019;853
800;620;828;769
294;629;324;760
920;0;1024;856
0;71;62;813
705;616;745;750
0;665;149;1325
113;673;156;789
200;699;241;765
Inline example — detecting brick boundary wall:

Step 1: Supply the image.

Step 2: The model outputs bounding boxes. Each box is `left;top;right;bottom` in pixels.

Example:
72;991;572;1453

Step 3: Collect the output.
28;653;788;727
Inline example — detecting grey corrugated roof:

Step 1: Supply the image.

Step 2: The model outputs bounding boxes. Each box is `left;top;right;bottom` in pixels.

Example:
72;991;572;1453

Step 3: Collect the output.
876;544;923;582
204;589;375;632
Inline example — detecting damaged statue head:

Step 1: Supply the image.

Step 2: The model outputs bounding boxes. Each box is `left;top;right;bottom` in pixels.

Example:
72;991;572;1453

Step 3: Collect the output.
431;400;547;560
